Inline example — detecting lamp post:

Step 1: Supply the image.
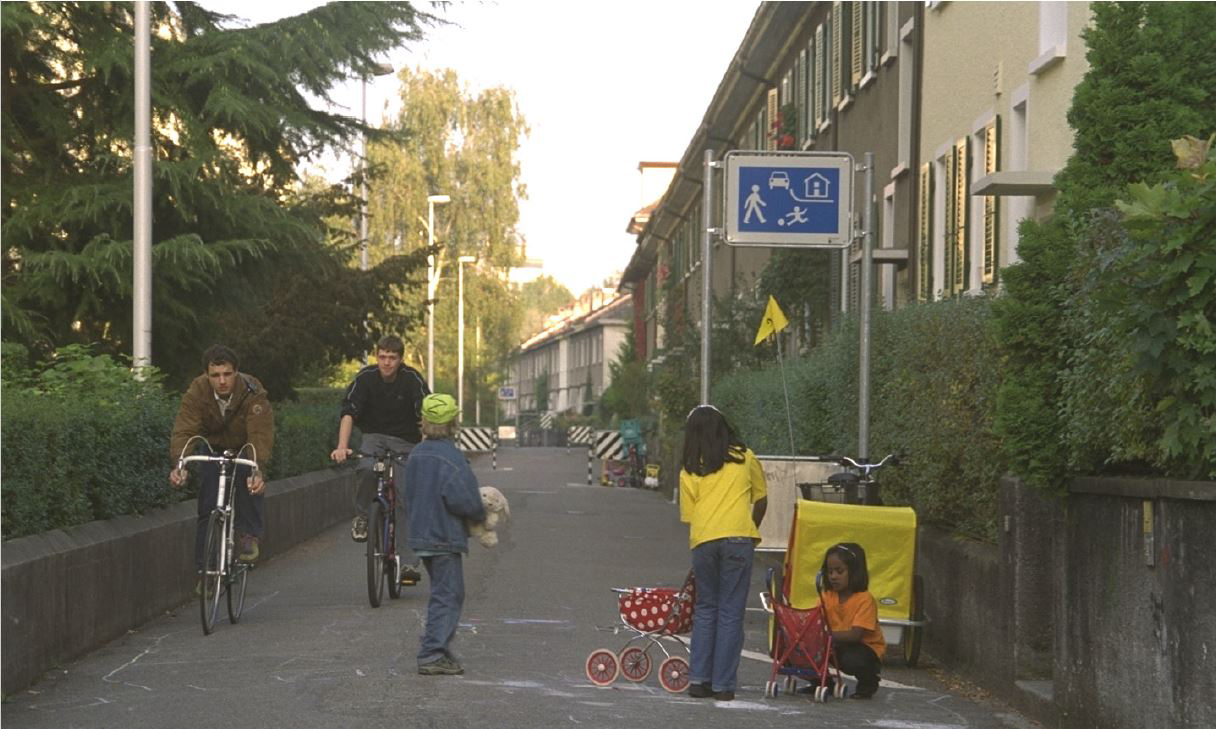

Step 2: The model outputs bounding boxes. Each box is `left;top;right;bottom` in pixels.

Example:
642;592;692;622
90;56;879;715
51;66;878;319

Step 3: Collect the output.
359;62;395;272
457;255;476;422
425;194;451;390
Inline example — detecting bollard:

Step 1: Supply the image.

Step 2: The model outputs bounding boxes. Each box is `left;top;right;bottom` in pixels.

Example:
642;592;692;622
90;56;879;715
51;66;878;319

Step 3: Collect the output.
492;435;497;470
587;443;593;485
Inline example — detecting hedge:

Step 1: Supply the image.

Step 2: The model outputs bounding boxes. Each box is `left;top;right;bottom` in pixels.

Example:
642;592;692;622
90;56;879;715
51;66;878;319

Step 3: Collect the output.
714;296;1004;542
1;387;344;540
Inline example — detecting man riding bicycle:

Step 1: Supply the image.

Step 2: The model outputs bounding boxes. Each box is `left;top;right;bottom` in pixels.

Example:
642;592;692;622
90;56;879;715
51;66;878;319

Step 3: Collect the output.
169;345;274;571
330;334;429;585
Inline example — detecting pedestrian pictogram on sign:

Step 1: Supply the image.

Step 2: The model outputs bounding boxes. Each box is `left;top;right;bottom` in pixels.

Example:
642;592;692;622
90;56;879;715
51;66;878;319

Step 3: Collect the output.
724;151;853;248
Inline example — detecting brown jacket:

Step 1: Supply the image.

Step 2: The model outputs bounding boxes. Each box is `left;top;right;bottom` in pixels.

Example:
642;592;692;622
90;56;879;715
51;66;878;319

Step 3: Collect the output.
169;373;274;472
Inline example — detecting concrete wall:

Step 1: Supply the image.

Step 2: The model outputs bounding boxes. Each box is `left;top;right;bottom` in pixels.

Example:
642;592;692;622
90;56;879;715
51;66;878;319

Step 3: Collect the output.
1056;479;1216;729
1;469;354;696
916;476;1215;729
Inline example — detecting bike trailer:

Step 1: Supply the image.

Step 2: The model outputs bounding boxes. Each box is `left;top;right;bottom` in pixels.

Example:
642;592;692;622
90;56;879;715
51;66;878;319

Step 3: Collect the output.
784;499;925;664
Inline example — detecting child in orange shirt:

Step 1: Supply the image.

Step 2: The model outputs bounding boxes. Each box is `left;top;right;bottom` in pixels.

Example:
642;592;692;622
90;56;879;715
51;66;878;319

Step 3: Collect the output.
817;542;885;699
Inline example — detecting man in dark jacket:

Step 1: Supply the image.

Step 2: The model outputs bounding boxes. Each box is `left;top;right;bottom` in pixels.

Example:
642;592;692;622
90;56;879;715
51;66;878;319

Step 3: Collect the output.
330;334;429;582
169;344;274;567
405;393;486;676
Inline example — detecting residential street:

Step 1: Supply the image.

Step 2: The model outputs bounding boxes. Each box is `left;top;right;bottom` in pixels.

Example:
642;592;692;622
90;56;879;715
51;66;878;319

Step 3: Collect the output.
3;447;1038;729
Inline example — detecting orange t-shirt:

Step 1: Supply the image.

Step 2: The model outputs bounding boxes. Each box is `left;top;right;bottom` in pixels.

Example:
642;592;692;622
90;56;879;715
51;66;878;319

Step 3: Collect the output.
817;589;886;659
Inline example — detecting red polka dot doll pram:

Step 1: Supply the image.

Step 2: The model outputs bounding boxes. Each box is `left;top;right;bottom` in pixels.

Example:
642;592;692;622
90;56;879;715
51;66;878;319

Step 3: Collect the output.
584;570;695;692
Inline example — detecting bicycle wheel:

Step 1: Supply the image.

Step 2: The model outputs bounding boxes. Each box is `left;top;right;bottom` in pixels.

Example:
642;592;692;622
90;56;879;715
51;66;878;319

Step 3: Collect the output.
200;512;226;635
386;510;402;600
366;503;385;608
227;562;248;624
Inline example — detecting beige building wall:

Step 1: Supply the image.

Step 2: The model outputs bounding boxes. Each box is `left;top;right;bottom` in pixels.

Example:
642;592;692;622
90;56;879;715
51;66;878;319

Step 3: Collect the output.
920;1;1091;296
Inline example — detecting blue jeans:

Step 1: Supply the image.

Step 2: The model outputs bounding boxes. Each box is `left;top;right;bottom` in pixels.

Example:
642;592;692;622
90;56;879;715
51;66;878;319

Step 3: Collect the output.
418;552;464;665
690;537;755;692
195;461;262;570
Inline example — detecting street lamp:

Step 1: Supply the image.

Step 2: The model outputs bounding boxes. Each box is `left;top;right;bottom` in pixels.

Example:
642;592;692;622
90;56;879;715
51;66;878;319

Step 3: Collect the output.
425;193;451;390
457;255;476;422
359;62;395;272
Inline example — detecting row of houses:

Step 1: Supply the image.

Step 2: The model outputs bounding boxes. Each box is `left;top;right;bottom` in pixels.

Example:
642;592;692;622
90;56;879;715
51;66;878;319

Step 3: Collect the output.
509;0;1090;416
623;0;1088;362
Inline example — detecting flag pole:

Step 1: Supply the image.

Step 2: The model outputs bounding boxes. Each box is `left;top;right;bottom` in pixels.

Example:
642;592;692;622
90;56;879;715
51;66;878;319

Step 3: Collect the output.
776;333;797;457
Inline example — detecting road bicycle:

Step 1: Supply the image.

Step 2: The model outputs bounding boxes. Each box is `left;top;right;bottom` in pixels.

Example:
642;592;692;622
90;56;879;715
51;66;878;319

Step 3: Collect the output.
350;448;415;608
176;438;260;635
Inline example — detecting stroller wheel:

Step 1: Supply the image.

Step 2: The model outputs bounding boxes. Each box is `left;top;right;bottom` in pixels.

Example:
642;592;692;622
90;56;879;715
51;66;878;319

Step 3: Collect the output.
657;656;690;693
814;685;828;703
618;647;652;682
585;648;619;686
764;680;779;698
783;675;797;693
834;681;847;699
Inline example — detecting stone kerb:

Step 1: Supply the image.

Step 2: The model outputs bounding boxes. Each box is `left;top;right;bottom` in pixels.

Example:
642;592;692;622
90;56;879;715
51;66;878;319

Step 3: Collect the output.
1;468;354;696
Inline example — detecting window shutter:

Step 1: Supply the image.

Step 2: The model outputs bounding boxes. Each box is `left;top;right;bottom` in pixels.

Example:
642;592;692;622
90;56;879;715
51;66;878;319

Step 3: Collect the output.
943;154;956;297
831;3;842;107
952;137;969;295
982;117;1000;285
814;25;825;128
917;162;933;302
851;2;864;89
797;49;808;142
767;88;779;150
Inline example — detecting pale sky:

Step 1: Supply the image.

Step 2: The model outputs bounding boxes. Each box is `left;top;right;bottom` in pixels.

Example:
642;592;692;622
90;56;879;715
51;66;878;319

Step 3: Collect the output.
206;1;760;294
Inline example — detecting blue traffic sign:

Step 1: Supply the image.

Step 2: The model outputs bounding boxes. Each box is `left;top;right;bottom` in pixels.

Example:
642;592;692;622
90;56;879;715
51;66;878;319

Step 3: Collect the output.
724;152;853;248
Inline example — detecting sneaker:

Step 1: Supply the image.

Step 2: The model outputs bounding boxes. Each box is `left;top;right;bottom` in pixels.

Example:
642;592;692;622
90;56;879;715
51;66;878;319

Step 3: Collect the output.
399;563;422;586
713;690;735;701
351;516;368;542
418;656;464;676
688;682;713;699
237;534;259;563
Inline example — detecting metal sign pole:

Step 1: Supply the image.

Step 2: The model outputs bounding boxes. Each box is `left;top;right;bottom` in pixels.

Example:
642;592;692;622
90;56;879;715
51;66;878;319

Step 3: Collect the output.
701;149;715;405
858;152;874;466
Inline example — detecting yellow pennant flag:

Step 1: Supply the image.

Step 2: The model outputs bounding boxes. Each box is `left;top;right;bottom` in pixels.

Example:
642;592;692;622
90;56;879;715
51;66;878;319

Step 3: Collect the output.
754;295;790;345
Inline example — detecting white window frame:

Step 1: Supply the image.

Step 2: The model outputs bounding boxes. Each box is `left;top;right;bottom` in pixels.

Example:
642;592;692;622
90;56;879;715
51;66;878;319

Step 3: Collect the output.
881;181;897;310
970;112;996;295
932;144;952;302
1029;1;1068;75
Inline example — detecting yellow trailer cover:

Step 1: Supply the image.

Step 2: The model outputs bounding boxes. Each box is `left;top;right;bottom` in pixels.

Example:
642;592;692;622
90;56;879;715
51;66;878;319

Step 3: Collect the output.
786;500;917;622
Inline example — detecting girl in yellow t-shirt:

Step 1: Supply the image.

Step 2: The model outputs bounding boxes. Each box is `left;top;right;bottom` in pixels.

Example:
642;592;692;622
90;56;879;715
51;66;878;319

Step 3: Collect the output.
679;405;768;701
817;542;885;699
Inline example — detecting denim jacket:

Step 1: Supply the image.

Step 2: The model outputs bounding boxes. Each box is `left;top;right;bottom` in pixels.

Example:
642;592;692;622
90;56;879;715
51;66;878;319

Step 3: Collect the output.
403;437;486;554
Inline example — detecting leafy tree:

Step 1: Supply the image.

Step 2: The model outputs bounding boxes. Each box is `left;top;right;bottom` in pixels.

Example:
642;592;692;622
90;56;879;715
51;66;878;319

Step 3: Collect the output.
600;320;649;421
991;1;1216;488
518;275;574;340
1;2;437;395
365;66;529;393
534;370;550;412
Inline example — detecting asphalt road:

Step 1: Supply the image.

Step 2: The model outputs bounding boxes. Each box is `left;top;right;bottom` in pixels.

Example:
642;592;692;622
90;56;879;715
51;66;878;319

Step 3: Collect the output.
3;446;1038;729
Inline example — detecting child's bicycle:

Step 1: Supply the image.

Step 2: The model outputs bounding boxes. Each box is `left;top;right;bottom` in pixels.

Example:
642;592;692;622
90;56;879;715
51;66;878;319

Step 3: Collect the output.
350;448;416;608
176;438;260;635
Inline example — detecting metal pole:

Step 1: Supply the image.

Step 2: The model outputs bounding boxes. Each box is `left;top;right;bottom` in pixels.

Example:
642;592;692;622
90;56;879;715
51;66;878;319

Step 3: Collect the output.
458;260;465;421
132;2;152;374
700;148;714;405
859;152;874;465
427;199;435;390
359;78;369;272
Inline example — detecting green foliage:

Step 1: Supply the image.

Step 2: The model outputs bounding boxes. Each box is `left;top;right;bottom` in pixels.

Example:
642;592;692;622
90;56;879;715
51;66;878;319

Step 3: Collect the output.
716;298;1003;541
2;2;437;394
534;371;550;412
990;1;1216;491
600;320;650;423
1;351;348;539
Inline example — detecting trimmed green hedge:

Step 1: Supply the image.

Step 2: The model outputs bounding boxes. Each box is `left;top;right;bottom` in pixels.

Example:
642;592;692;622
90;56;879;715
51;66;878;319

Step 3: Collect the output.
1;386;344;540
715;297;1003;542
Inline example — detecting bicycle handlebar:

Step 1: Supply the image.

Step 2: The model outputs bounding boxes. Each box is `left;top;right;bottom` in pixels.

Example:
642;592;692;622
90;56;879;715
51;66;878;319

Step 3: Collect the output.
836;453;898;474
178;453;260;472
346;449;412;462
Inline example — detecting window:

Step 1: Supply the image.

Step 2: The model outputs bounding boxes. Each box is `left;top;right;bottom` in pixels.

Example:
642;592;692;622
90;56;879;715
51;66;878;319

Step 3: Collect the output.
882;181;896;310
883;0;899;63
1007;88;1031;265
814;24;826;129
797;49;808;141
766;87;779;150
851;2;863;90
805;36;816;141
894;17;915;175
981;118;999;285
1030;1;1068;75
944;138;969;297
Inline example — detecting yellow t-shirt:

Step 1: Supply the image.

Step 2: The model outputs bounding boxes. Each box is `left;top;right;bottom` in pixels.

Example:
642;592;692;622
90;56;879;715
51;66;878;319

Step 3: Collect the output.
679;447;767;549
817;589;886;659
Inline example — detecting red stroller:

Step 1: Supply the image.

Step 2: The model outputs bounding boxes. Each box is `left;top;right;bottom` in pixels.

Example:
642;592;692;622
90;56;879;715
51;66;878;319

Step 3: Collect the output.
760;568;848;702
585;571;695;693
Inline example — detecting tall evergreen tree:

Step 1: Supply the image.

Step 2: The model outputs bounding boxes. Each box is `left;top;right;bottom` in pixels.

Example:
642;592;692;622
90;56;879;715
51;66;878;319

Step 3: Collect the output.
2;2;437;395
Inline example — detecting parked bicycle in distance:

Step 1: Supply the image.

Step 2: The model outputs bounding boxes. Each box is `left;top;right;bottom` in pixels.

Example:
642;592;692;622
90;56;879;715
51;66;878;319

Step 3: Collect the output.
176;439;260;635
347;448;415;608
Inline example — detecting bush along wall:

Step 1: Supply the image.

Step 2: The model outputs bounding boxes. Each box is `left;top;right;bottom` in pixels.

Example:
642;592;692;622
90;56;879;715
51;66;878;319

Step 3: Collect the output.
1;351;344;540
715;297;1004;542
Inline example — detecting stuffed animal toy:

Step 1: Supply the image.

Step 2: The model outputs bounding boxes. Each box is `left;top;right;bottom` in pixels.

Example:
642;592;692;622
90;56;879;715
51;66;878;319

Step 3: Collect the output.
468;485;510;548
